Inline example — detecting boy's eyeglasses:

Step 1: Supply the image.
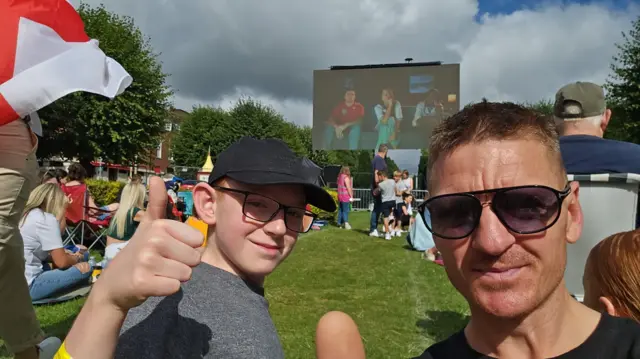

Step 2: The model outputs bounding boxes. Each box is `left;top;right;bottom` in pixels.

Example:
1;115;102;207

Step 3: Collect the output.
212;185;317;233
417;184;571;240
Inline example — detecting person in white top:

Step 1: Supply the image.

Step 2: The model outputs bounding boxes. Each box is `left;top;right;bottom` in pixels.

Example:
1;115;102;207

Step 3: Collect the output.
20;183;92;302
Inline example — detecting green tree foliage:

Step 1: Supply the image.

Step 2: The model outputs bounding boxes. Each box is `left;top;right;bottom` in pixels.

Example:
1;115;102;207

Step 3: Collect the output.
37;4;172;171
172;98;400;188
605;16;640;144
522;99;554;116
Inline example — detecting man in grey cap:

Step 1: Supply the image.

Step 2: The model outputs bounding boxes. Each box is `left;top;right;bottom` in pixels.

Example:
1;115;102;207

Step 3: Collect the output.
555;81;640;174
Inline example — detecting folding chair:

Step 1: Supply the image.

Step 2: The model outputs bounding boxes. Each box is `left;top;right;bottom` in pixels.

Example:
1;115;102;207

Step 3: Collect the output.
61;183;113;250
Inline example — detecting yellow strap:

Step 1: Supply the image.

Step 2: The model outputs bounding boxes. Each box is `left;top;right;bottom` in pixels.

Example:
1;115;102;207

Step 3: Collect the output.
53;341;73;359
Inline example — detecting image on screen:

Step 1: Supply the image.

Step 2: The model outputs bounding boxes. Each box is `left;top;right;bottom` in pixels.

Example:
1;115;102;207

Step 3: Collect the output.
312;63;460;151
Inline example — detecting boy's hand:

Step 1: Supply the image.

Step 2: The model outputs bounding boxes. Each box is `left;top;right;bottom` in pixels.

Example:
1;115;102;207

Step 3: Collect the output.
93;176;204;312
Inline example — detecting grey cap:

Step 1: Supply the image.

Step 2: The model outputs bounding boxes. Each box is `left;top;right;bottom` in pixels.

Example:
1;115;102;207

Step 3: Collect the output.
554;81;606;119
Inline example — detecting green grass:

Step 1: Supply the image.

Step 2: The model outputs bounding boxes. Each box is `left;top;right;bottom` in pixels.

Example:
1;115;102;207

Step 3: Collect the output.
0;212;470;358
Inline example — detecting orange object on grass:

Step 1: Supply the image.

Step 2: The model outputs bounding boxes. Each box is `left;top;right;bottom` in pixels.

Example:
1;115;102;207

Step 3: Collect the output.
186;217;208;247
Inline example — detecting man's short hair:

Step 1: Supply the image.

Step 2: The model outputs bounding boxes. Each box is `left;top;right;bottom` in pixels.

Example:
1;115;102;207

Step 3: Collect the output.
378;144;389;153
428;100;564;187
402;192;413;200
554;81;606;120
377;170;388;178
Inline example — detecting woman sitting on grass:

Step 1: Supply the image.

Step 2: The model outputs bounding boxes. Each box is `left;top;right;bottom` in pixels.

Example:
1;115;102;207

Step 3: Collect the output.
104;182;146;264
21;183;92;302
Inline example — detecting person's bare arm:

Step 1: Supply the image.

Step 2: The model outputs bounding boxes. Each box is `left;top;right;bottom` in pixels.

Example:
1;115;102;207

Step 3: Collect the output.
50;248;81;269
344;177;353;198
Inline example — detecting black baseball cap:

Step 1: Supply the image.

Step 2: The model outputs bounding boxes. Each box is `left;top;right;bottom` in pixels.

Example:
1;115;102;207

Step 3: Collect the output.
208;137;336;212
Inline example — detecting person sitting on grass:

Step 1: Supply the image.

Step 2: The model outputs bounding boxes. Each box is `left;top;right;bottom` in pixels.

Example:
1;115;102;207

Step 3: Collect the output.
20;184;92;302
56;137;336;359
376;170;397;240
393;192;414;236
103;182;146;265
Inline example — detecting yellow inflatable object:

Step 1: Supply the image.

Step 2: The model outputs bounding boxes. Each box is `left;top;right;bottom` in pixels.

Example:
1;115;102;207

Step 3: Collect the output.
186;217;208;247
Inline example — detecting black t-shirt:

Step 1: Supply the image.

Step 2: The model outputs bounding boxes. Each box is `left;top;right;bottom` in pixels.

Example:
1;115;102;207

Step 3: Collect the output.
415;313;640;359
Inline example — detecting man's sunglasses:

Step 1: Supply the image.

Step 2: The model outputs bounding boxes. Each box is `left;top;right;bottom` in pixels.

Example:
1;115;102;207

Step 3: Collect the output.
212;185;317;233
417;184;571;240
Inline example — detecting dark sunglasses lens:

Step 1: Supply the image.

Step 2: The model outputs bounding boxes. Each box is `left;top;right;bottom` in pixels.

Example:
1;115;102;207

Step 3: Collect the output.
493;187;560;233
426;195;480;239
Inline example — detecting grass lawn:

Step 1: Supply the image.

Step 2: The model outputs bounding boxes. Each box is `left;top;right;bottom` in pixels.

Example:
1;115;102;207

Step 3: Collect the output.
0;212;470;358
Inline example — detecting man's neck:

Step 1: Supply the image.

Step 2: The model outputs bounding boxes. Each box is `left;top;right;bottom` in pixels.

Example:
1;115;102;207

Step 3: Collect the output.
201;240;266;286
345;100;355;106
561;125;602;138
465;286;601;358
377;152;385;158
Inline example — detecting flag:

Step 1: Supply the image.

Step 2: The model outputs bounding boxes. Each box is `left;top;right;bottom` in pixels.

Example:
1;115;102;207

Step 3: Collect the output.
0;0;133;134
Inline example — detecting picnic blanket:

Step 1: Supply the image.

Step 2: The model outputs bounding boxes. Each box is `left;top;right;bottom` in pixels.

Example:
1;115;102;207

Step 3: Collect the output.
32;284;92;305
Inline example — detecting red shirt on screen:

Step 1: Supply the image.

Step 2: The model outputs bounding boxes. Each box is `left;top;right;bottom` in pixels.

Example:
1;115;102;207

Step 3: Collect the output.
330;102;365;125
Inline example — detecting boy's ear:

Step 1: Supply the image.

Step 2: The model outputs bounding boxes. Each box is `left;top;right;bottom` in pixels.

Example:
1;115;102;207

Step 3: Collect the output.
193;183;218;226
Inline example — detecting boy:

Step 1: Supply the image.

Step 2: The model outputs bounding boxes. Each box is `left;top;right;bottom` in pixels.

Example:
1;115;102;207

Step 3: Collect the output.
376;170;396;240
56;137;336;359
393;192;414;236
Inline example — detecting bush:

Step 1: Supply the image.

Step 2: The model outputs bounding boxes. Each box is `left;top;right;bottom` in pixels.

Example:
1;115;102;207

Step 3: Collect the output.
309;188;339;224
86;179;125;206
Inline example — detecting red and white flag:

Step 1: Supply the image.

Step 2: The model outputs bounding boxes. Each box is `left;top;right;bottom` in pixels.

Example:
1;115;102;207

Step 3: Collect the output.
0;0;132;134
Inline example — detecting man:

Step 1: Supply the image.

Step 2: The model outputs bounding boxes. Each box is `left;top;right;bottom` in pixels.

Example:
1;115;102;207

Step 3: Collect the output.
369;144;388;237
555;81;640;174
323;88;365;150
416;101;640;358
56;137;336;359
0;116;61;359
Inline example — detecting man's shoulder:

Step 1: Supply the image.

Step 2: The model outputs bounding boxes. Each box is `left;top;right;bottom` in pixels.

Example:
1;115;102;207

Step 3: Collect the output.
561;135;640;152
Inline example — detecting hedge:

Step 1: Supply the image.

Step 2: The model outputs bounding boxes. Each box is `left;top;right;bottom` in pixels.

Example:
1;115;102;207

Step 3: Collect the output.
308;188;339;224
86;179;125;206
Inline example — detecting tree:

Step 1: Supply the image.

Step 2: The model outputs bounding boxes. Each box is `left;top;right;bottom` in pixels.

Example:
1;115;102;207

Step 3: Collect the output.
172;99;320;168
37;4;172;172
605;16;640;144
522;99;554;116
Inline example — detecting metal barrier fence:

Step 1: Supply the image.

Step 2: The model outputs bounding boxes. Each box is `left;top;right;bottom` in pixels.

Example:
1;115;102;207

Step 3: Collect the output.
350;188;429;211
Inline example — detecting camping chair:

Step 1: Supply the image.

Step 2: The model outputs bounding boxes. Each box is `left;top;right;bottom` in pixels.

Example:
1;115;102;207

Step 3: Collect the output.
564;173;640;302
62;183;113;250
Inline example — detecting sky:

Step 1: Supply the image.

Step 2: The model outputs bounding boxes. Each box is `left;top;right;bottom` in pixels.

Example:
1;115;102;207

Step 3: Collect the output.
70;0;639;173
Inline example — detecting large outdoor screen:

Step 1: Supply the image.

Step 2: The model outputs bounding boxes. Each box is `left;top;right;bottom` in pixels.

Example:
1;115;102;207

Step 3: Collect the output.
312;63;460;150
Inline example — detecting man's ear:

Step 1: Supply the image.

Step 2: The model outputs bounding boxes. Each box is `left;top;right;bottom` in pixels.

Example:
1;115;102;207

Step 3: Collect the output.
599;296;619;317
601;109;612;133
565;181;583;245
193;183;217;226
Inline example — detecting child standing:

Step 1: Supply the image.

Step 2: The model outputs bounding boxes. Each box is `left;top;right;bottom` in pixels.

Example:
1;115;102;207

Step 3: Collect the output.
376;171;397;240
336;166;353;230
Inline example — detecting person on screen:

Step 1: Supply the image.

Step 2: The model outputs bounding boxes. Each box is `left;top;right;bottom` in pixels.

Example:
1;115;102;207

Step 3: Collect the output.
323;89;365;150
374;88;403;151
412;88;445;128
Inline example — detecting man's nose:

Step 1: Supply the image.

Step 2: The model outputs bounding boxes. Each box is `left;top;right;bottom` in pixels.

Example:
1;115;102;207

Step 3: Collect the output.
470;204;516;256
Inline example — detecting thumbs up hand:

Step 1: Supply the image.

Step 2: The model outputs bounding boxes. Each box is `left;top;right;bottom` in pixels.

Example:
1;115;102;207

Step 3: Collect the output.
92;176;204;311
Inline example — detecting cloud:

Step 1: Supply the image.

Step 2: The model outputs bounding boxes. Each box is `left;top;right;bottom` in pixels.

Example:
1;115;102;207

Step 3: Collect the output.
72;0;639;172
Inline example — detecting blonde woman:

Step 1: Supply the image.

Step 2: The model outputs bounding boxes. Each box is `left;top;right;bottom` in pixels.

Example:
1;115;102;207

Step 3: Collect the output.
104;183;146;263
20;184;92;302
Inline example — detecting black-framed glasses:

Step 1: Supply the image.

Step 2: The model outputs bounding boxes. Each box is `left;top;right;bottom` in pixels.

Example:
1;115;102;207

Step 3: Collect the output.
417;184;571;240
212;185;317;233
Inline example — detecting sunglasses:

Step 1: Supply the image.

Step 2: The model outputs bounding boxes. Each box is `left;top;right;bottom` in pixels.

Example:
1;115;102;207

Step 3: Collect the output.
417;184;571;240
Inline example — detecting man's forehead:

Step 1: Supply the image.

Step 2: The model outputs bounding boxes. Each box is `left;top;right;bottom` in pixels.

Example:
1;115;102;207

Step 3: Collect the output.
430;139;561;194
